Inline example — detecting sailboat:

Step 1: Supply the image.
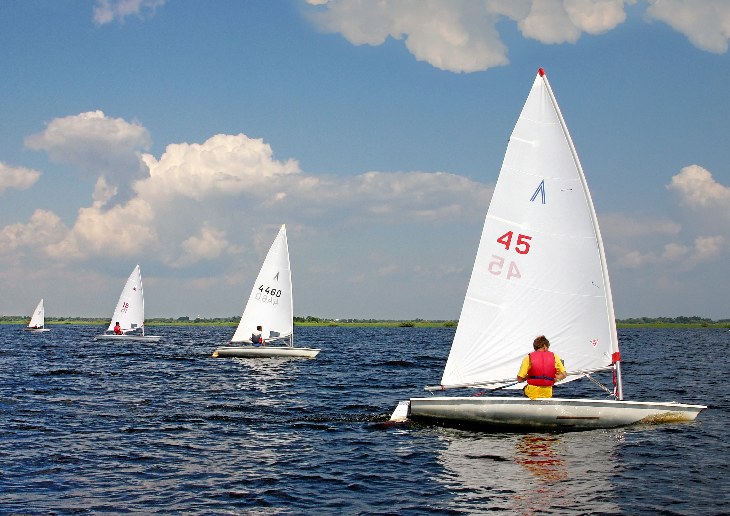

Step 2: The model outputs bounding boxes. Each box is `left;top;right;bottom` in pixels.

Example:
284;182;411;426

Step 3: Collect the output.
391;69;705;430
25;298;51;333
95;264;161;343
212;224;320;359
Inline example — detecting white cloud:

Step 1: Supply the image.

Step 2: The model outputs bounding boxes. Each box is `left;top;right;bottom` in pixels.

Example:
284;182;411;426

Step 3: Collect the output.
0;209;69;265
93;0;166;25
647;0;730;53
45;199;157;260
667;164;730;210
25;110;151;204
0;163;42;194
140;134;300;202
174;226;232;268
306;0;632;72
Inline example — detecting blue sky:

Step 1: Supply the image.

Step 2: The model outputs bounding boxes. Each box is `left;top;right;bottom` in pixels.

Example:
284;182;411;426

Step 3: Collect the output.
1;0;728;320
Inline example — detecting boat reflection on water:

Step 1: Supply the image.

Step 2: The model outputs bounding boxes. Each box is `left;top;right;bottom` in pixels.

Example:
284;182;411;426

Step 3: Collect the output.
435;429;623;514
514;434;568;482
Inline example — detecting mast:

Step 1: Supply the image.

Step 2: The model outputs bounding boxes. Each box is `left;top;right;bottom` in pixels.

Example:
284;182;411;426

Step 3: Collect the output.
539;68;623;399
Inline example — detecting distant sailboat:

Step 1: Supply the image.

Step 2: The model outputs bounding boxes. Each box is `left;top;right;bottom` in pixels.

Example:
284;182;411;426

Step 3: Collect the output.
391;69;705;430
213;225;320;359
95;265;161;343
25;298;51;333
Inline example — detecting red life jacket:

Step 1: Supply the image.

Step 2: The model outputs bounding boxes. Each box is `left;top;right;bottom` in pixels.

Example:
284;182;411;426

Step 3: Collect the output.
527;351;557;386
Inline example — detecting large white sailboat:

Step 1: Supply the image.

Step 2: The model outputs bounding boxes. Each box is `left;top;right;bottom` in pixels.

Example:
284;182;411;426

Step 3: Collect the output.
391;69;705;430
25;298;51;333
212;224;320;359
95;264;161;343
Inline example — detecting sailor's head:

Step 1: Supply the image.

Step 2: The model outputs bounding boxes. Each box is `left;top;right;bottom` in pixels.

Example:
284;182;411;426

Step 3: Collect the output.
533;335;550;350
256;325;262;331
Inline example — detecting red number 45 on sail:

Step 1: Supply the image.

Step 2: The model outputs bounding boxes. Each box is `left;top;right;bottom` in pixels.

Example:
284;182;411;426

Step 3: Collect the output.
497;231;532;254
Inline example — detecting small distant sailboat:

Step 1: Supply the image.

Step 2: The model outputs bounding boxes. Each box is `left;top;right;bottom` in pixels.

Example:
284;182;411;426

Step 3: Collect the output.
391;69;705;430
212;225;320;359
25;298;51;333
95;264;161;343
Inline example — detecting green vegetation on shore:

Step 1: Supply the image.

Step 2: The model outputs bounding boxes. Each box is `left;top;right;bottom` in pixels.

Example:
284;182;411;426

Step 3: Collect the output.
1;314;728;329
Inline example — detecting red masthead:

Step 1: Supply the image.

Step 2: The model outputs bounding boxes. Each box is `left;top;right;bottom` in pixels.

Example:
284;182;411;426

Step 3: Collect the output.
538;67;545;77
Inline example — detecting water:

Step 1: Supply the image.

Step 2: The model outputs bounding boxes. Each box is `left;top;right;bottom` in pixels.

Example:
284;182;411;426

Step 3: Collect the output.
1;326;727;514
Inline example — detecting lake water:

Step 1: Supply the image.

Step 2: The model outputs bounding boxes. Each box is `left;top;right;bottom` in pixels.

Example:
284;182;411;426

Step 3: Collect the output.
1;326;727;514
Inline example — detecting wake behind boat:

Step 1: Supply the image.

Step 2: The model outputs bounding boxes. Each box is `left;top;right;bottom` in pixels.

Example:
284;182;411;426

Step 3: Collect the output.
95;264;161;343
25;298;51;333
391;69;705;430
212;225;320;359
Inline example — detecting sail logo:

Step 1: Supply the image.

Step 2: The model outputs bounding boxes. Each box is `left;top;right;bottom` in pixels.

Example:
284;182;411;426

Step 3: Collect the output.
530;179;546;204
121;301;129;313
590;338;599;347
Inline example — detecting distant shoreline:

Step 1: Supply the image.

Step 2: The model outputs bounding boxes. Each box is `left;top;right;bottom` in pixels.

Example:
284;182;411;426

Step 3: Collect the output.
2;317;728;329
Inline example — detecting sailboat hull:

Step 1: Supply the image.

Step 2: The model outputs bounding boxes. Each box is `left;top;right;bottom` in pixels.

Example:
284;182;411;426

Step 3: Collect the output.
25;328;51;333
95;334;162;343
406;396;706;431
212;346;320;359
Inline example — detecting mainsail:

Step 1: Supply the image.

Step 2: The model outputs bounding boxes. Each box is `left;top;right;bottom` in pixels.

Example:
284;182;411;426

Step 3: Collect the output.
106;264;146;334
440;69;619;392
230;225;294;345
28;299;46;329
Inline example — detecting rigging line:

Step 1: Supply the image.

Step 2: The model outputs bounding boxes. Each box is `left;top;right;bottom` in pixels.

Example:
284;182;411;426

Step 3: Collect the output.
585;374;615;397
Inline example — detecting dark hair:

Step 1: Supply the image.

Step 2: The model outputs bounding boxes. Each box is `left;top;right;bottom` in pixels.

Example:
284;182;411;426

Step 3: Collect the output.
533;335;550;350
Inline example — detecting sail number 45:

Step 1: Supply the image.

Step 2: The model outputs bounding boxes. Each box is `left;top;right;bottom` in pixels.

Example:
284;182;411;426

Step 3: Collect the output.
497;231;532;254
489;231;533;280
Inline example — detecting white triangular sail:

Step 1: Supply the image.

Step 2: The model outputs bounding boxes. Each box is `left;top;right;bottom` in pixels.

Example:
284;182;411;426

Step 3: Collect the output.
231;225;294;345
106;264;146;334
27;299;46;329
440;69;619;392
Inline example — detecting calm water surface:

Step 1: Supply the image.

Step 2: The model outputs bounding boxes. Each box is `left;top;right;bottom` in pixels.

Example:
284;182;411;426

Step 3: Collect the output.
0;326;727;514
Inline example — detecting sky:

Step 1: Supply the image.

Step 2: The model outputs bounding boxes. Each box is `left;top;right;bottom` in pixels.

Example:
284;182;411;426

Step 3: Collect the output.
1;0;728;321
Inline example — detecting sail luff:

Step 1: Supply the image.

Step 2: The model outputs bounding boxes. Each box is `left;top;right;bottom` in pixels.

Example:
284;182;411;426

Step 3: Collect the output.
539;71;622;398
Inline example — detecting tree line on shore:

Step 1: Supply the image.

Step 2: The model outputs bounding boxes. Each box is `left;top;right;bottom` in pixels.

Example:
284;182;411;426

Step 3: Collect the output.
0;314;728;328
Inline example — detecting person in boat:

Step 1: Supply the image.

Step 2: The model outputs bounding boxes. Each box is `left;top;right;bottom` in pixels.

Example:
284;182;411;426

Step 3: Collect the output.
251;325;265;346
113;321;122;335
516;335;567;399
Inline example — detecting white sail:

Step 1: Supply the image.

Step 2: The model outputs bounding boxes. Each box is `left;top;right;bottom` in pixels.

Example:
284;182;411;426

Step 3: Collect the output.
440;69;619;391
105;264;146;334
27;298;46;329
231;225;294;345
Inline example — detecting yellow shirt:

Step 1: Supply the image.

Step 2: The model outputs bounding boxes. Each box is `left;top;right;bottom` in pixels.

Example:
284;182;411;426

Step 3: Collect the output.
517;352;566;400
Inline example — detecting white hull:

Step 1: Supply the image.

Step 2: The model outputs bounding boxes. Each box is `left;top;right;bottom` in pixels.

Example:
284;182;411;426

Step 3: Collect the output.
403;396;706;430
25;328;51;333
95;334;162;343
212;346;320;359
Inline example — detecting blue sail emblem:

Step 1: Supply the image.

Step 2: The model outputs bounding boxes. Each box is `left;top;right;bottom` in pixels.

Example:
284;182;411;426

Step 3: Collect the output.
530;179;546;204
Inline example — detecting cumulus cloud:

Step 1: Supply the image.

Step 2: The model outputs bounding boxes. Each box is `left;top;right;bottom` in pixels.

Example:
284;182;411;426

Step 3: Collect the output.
93;0;166;25
306;0;632;72
45;199;157;260
140;134;300;202
647;0;730;53
25;110;151;204
12;111;492;274
0;209;69;265
0;163;42;194
667;164;730;210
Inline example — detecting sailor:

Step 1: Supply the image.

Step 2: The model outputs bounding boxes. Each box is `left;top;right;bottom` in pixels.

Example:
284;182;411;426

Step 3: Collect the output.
113;321;122;335
516;335;567;399
251;325;265;346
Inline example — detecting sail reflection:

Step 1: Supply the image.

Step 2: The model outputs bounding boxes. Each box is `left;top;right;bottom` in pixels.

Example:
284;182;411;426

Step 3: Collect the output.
434;429;624;514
